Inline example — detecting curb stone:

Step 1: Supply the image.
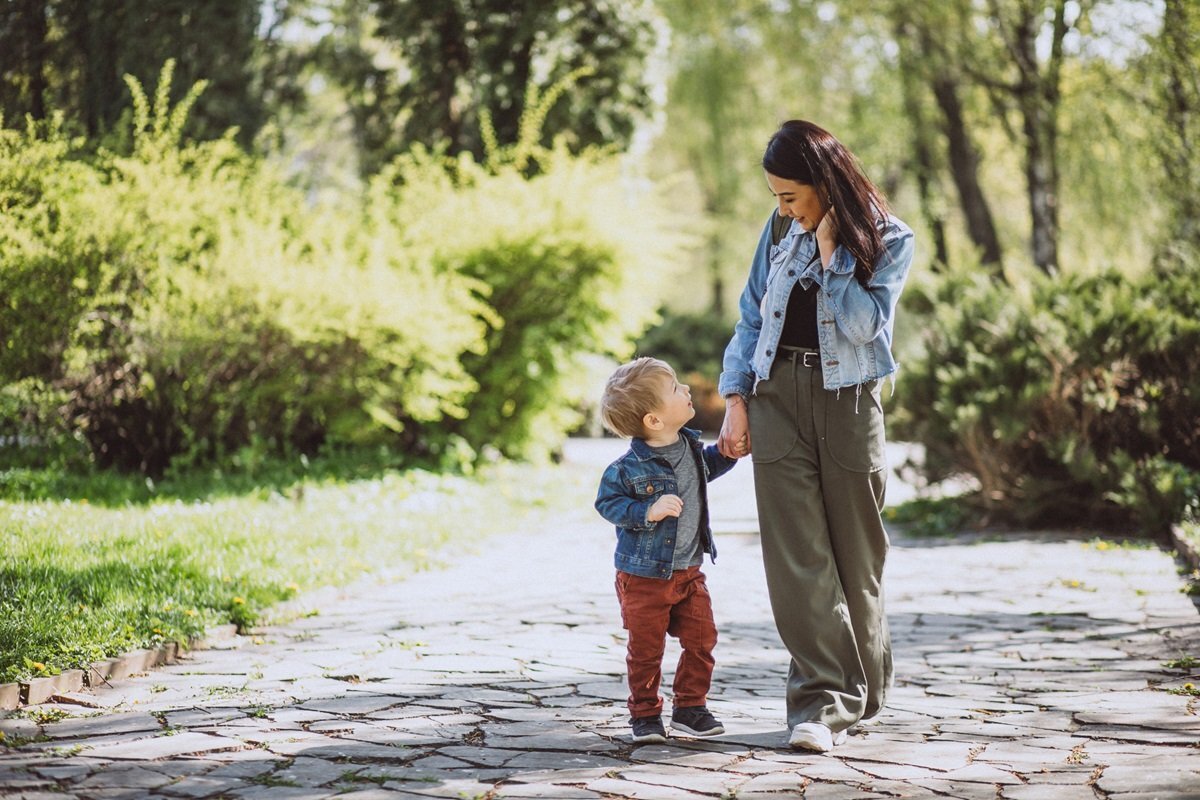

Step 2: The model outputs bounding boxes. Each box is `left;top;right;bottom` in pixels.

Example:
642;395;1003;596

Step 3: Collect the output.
6;624;240;712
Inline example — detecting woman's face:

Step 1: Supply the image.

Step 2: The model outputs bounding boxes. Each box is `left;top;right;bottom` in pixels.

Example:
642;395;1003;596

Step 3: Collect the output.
766;172;829;232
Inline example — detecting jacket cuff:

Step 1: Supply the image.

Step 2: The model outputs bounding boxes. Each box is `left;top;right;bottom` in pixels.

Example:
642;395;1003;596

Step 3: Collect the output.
718;370;752;399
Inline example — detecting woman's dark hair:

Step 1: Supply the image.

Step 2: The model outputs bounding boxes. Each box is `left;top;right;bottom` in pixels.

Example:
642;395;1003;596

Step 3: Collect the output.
762;120;889;284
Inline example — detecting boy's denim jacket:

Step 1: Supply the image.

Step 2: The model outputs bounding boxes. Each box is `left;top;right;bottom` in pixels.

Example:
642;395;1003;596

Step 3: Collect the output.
718;212;915;396
594;427;737;579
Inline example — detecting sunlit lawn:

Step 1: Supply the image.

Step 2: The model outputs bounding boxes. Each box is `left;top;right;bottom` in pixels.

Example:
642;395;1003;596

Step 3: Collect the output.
0;452;596;684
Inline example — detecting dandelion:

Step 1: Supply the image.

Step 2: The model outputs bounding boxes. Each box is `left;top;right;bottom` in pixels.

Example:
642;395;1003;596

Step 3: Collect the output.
285;582;299;592
1186;683;1195;691
232;597;245;605
1095;541;1110;551
184;609;198;617
31;661;46;672
252;636;264;645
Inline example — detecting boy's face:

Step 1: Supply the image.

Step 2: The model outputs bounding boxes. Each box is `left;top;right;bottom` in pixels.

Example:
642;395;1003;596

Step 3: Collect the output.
649;373;695;433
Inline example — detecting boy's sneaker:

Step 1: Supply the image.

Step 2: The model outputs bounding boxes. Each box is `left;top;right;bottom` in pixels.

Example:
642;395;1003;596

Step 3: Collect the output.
630;715;667;743
670;706;725;737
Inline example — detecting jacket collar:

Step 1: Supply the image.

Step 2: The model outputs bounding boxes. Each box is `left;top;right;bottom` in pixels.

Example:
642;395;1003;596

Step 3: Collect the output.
629;426;702;462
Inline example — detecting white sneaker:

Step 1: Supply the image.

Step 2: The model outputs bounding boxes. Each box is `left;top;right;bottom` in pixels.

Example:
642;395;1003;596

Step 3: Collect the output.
833;728;848;746
788;722;834;752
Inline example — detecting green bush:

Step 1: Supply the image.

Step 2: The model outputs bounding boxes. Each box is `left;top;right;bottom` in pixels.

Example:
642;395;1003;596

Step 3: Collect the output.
382;145;684;460
893;261;1200;534
5;61;686;474
635;310;732;377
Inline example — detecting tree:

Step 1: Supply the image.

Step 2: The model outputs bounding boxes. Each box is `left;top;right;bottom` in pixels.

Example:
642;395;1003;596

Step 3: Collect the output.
0;0;265;144
968;0;1091;276
1154;0;1200;255
889;1;1003;272
657;0;767;316
271;0;663;176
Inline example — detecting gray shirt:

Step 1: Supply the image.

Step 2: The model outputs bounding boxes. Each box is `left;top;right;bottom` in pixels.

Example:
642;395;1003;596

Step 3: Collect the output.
650;435;704;570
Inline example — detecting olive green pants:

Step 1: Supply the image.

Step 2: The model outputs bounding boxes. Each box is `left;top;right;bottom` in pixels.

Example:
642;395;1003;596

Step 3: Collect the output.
748;350;893;732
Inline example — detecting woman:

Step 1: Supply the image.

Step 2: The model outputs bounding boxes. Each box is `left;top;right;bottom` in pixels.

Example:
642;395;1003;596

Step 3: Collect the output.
717;119;914;752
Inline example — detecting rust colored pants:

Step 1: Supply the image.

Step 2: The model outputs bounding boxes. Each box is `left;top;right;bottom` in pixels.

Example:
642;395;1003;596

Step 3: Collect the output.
615;566;718;718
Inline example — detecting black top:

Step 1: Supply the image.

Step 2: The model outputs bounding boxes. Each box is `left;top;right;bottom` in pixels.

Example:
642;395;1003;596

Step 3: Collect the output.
777;250;822;350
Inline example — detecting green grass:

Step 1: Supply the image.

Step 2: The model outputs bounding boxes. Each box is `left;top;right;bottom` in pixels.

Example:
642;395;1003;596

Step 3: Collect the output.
0;450;595;684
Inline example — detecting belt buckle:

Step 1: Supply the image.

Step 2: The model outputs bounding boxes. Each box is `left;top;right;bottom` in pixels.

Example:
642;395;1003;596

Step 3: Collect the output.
802;351;819;368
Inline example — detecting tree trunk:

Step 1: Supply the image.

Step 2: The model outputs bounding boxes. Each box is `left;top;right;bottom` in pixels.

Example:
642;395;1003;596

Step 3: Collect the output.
1022;97;1059;276
993;0;1067;277
1160;0;1200;249
20;0;49;120
930;75;1003;270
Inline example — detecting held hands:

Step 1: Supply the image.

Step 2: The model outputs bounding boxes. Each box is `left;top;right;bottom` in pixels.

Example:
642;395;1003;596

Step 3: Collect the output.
717;395;751;459
648;494;683;522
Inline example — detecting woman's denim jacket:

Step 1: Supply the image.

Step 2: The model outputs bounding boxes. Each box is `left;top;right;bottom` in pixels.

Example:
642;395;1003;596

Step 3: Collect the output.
594;427;737;579
718;212;915;396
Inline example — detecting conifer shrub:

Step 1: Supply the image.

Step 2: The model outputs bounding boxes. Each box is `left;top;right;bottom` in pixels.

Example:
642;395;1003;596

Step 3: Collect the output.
893;262;1200;534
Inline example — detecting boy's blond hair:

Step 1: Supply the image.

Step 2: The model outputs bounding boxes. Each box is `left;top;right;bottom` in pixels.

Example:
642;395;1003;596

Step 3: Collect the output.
600;357;676;439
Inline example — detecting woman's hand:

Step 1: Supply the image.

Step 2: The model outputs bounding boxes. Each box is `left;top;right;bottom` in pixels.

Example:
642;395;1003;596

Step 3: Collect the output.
718;395;751;459
816;205;838;268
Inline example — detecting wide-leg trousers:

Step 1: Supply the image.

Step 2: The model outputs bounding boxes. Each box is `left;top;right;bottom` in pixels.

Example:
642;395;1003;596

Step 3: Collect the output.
748;349;893;732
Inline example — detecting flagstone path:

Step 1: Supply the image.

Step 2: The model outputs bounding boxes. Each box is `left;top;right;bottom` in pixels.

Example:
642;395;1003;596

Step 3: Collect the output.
2;438;1198;800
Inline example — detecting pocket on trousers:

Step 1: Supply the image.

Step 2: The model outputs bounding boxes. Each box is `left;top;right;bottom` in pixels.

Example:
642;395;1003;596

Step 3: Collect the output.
825;380;886;473
747;380;798;464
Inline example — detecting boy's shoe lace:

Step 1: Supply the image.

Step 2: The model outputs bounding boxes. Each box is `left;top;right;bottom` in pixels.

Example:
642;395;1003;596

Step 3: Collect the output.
630;715;667;743
670;705;725;737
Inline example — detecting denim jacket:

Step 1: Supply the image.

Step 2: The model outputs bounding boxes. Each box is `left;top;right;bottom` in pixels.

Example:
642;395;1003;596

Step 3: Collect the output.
594;427;737;579
719;212;915;395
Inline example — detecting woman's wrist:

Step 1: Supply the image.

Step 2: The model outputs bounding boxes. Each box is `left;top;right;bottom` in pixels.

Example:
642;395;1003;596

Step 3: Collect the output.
725;393;747;408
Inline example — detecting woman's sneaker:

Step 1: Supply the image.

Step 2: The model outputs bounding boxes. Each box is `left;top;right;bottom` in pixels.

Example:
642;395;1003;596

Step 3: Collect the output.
630;715;667;743
788;721;834;752
670;706;725;737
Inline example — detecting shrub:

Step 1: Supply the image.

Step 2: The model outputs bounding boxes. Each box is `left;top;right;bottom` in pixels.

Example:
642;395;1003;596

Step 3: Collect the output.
1;63;684;472
383;145;685;459
893;261;1200;534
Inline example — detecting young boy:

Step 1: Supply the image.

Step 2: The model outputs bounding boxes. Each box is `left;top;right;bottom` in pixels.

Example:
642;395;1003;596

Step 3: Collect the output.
594;357;739;743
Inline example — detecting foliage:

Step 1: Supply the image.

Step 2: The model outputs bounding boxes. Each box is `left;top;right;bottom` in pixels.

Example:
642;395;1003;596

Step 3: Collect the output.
893;261;1200;535
382;138;685;459
634;310;731;377
1;62;681;473
0;452;594;684
267;0;663;176
0;0;265;144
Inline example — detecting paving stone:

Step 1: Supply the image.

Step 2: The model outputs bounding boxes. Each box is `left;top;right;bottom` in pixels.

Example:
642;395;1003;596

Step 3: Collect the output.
1002;785;1100;800
1096;765;1200;794
41;712;164;740
491;783;601;798
73;765;177;789
158;775;250;798
83;732;247;760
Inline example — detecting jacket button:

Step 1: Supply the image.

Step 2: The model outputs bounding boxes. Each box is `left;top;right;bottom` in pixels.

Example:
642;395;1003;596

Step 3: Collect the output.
766;349;773;357
788;270;795;277
773;311;781;318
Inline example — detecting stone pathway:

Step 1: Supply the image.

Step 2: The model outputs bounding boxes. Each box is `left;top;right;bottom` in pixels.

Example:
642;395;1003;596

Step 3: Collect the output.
2;438;1199;800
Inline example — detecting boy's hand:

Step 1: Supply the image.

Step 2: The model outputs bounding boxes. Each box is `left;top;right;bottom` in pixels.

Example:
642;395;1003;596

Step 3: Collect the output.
647;494;683;522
